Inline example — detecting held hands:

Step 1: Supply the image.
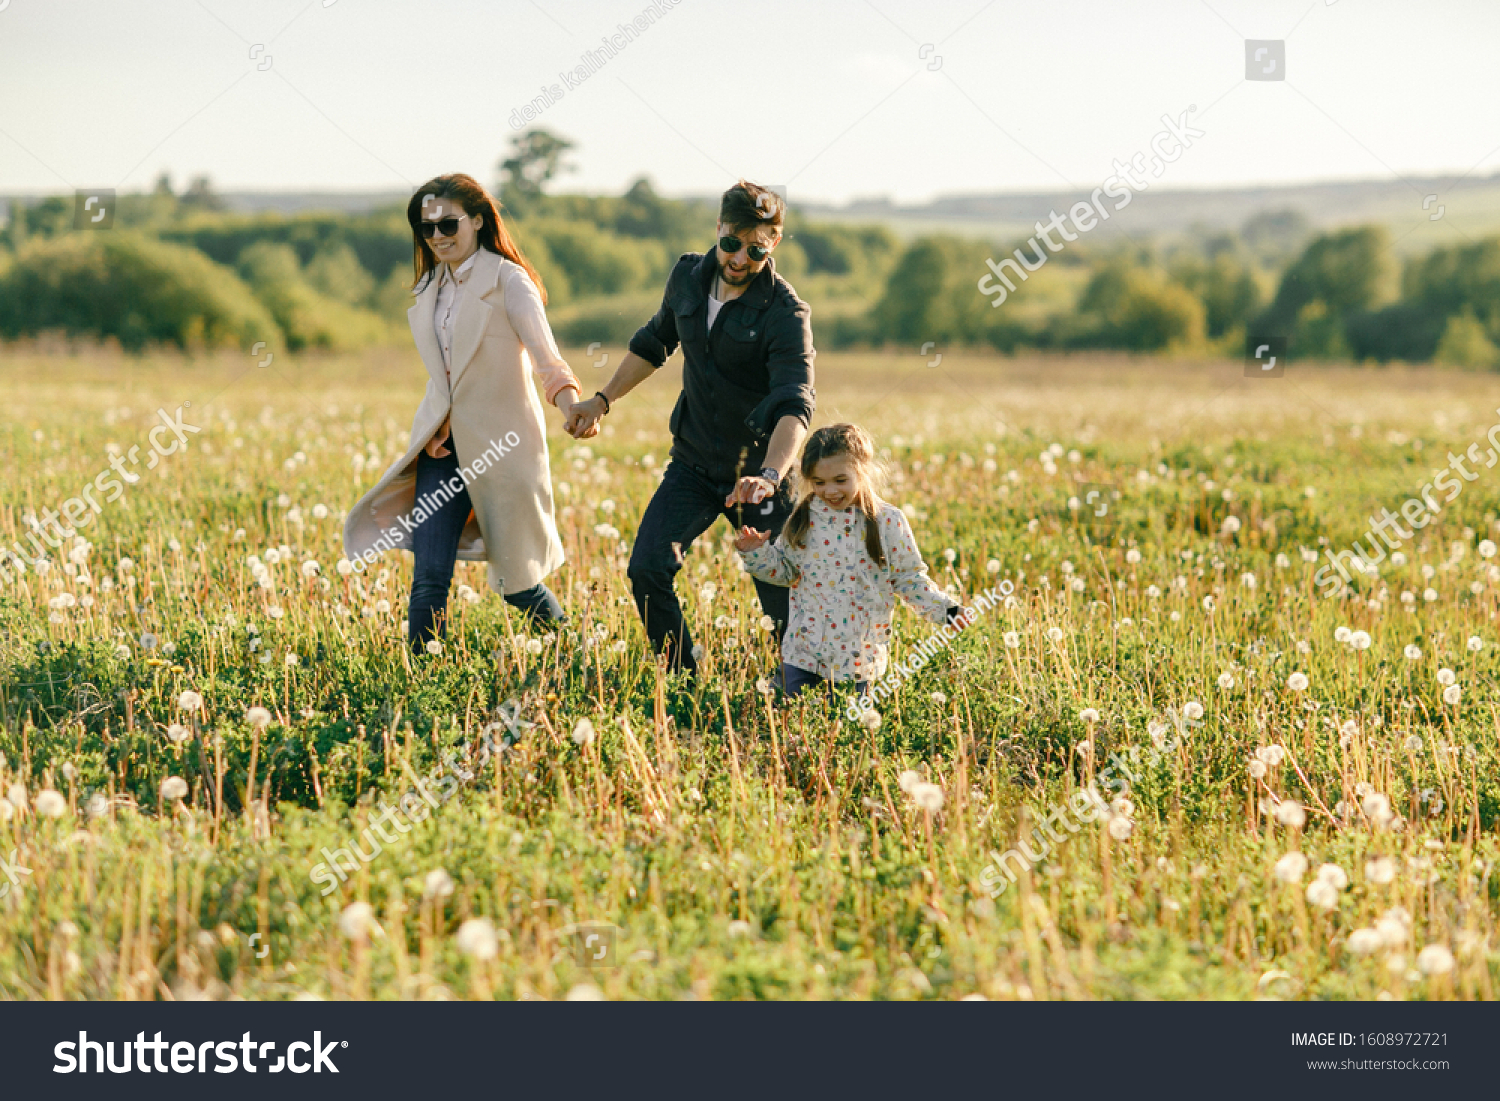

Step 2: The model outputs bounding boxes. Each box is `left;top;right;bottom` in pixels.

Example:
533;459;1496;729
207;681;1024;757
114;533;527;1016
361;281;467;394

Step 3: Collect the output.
565;395;606;439
725;476;774;508
946;603;977;631
424;416;452;459
734;525;772;553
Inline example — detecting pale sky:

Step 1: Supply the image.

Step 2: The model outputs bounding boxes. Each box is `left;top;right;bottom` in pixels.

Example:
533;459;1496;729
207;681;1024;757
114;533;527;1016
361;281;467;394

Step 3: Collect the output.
1;0;1496;205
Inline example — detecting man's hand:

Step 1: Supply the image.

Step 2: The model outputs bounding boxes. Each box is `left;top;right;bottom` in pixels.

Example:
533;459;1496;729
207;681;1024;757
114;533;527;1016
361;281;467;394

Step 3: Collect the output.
725;476;774;508
566;395;606;439
734;526;772;553
946;604;976;631
424;416;452;459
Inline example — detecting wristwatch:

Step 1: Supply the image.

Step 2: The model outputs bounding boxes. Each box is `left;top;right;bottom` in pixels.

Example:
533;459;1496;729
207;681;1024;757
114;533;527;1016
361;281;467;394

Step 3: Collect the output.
758;467;780;486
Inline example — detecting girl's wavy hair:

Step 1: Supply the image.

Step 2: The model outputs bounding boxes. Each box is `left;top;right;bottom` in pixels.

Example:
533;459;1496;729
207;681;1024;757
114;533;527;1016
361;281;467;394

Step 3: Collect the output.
406;174;547;301
782;423;887;568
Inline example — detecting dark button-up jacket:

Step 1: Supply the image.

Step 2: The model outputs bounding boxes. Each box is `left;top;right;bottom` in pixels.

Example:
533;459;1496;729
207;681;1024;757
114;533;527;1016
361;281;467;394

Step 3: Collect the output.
628;249;816;482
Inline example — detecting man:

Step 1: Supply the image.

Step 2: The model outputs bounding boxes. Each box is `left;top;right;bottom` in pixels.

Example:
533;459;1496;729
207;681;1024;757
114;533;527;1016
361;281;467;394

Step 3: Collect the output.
566;180;815;675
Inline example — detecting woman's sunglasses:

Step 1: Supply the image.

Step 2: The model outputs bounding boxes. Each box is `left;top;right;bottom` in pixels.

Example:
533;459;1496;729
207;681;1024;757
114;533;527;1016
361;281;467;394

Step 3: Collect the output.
419;213;469;239
718;235;774;262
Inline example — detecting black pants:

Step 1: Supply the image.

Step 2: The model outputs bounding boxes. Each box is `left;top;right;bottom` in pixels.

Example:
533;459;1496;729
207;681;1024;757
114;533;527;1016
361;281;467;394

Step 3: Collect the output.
627;460;791;674
407;446;563;651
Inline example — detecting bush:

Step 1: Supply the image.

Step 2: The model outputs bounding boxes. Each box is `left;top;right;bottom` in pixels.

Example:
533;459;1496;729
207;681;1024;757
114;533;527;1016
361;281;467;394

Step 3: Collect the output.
236;242;393;351
1433;310;1500;369
0;231;279;351
1078;265;1205;351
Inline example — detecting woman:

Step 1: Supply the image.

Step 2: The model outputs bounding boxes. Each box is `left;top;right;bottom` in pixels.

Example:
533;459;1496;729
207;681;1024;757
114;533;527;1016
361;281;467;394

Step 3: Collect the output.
344;173;583;652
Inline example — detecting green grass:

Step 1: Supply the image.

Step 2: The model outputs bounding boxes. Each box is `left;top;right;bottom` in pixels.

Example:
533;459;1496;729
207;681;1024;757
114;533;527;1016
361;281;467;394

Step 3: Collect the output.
1;347;1498;1000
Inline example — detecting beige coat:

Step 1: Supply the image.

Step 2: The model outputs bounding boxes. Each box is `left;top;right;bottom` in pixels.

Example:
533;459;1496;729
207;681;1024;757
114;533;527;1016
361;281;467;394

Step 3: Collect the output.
343;247;579;595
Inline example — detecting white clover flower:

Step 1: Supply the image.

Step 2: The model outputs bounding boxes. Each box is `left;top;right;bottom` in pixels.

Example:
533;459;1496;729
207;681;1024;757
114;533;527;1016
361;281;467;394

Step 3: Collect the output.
34;789;67;818
1273;851;1309;884
1417;944;1455;976
1306;879;1339;911
1404;645;1422;660
1347;928;1383;955
245;706;273;728
423;869;455;900
1362;793;1393;828
339;902;377;941
1274;799;1306;829
911;782;944;813
1365;856;1396;885
1317;863;1348;891
1183;701;1204;721
1287;672;1309;692
1079;708;1100;724
1217;673;1235;690
456;918;499;960
571;718;596;746
1437;667;1456;686
160;776;188;802
1442;684;1461;706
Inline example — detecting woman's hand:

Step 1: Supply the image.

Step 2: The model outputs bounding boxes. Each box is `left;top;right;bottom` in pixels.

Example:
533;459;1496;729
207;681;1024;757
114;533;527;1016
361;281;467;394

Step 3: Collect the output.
424;416;452;459
566;395;606;439
555;386;579;423
734;526;771;553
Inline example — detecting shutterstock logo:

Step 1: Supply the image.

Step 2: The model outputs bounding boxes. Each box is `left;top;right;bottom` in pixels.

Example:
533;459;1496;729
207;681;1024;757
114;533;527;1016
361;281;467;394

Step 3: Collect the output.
54;1032;345;1074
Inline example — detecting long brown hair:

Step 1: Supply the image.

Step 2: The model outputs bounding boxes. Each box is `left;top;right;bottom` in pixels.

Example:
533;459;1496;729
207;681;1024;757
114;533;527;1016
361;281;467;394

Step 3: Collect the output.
782;423;887;568
406;174;547;301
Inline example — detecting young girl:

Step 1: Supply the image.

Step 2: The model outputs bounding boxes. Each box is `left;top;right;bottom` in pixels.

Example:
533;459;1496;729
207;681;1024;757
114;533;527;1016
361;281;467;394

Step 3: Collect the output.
734;423;967;700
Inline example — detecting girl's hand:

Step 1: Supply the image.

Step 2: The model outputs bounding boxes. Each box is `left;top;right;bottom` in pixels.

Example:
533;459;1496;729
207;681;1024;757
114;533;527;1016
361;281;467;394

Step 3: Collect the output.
424;416;452;459
734;526;771;553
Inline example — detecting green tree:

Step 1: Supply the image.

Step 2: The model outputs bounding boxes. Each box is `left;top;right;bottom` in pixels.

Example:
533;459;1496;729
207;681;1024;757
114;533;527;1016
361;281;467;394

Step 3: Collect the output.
1254;226;1394;358
498;129;576;214
1079;265;1205;351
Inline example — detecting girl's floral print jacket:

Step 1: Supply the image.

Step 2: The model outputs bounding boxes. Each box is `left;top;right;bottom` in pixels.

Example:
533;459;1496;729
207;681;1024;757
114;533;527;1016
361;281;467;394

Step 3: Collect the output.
739;496;955;682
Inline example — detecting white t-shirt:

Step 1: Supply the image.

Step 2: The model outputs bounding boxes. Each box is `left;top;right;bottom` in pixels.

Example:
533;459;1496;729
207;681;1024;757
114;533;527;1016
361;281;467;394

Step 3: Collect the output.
706;287;725;331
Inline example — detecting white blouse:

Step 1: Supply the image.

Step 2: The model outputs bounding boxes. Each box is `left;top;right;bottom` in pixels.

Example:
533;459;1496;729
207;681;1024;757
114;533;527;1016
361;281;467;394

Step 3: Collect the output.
740;496;955;682
433;249;480;383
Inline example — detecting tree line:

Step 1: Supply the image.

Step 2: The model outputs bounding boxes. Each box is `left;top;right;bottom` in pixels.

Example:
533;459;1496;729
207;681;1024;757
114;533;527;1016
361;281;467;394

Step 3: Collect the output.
0;132;1496;369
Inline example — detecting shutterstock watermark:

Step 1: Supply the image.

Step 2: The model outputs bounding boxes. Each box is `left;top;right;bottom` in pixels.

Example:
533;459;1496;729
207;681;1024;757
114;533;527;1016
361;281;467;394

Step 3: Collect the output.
309;700;528;895
980;705;1203;897
1313;406;1500;597
508;0;682;129
1;404;198;584
977;107;1206;307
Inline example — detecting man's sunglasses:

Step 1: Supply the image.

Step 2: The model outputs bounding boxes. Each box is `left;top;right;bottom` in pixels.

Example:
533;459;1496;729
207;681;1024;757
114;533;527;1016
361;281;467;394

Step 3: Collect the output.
419;213;469;239
718;235;774;262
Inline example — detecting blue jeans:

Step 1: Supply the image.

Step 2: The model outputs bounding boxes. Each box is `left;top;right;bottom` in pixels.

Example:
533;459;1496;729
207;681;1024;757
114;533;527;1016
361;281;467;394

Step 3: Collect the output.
627;460;792;674
777;663;868;701
407;445;563;651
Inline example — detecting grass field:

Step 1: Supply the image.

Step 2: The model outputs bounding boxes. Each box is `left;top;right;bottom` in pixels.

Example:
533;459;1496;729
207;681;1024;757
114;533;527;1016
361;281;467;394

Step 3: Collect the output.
2;344;1499;1001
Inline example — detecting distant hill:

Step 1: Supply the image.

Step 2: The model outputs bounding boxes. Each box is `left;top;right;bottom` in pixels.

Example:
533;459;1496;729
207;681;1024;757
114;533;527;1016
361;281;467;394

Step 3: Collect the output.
790;171;1500;253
